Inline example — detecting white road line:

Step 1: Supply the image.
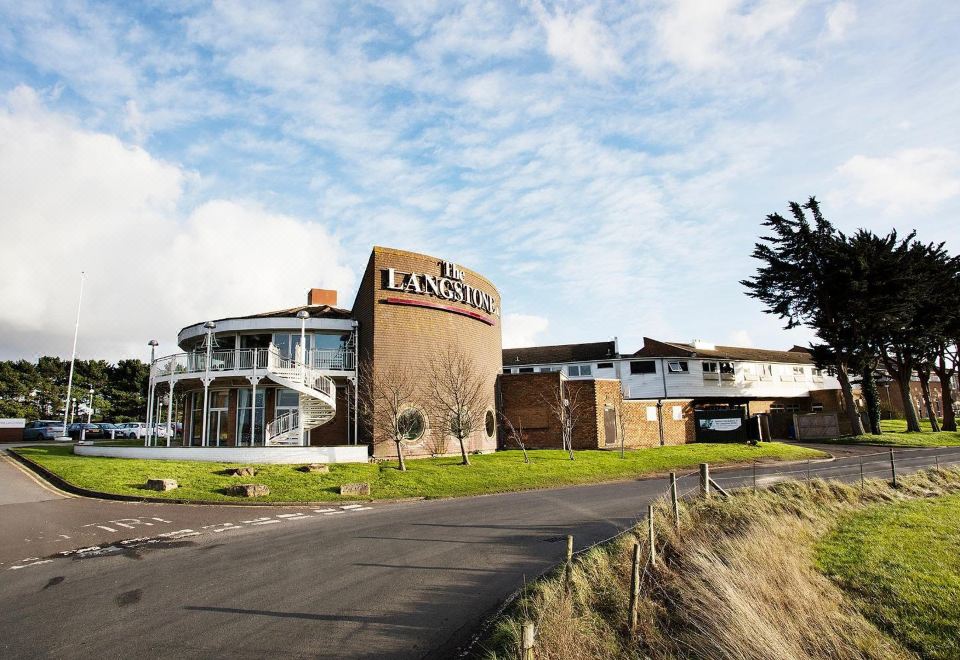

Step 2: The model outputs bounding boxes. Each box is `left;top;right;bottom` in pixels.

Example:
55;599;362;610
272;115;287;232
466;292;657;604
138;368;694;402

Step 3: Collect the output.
251;520;281;526
241;517;272;524
9;560;53;570
276;513;307;518
313;508;335;513
340;504;363;510
157;529;199;538
323;510;345;515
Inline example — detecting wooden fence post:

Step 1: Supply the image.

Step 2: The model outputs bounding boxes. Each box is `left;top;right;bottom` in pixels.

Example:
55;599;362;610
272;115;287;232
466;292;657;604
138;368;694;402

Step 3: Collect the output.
699;463;710;498
669;472;680;529
859;456;864;490
889;448;897;487
628;542;640;634
522;621;536;660
565;534;574;586
647;504;656;568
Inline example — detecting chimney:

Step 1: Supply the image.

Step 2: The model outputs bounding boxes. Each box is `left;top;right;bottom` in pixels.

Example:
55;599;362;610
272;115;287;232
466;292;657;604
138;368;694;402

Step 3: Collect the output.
307;288;337;306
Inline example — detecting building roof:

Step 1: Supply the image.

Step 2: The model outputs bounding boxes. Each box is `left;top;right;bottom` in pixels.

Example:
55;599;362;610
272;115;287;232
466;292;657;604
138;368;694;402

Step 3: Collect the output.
227;304;353;321
503;341;617;366
631;338;814;365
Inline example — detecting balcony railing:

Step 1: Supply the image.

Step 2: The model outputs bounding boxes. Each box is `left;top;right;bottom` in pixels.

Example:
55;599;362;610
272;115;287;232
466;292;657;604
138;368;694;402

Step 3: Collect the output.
152;346;354;379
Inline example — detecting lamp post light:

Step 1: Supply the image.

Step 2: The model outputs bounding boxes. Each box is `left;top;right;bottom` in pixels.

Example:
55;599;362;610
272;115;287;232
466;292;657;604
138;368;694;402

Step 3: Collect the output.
201;321;216;447
146;339;158;446
81;387;94;442
296;310;310;446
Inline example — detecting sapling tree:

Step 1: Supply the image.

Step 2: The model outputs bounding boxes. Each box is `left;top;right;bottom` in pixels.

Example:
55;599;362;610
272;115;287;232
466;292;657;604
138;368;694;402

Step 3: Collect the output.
426;347;488;466
359;359;423;471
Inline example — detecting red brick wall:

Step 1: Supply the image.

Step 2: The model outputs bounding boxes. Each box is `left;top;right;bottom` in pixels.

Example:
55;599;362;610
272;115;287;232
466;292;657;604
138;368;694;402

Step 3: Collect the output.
353;247;502;459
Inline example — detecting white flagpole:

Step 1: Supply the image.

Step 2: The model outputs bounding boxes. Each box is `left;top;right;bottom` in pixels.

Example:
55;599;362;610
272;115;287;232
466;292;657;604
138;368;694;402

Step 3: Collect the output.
59;272;85;440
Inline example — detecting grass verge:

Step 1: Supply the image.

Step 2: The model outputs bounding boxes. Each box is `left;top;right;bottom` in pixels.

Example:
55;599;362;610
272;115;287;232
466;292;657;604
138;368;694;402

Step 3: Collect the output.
817;494;960;659
477;467;960;659
10;442;824;503
820;419;960;447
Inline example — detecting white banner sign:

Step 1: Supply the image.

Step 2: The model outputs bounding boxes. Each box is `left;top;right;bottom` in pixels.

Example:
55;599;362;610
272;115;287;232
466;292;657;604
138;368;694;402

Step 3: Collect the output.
698;417;742;432
0;418;26;428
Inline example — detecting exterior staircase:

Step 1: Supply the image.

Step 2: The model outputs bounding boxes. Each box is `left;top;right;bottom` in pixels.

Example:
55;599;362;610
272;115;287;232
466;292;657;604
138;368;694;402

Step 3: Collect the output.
264;347;337;446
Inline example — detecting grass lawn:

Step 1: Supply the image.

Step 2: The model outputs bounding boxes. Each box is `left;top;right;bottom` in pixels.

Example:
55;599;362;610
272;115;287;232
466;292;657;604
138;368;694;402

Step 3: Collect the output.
11;442;825;503
820;418;960;447
817;493;960;660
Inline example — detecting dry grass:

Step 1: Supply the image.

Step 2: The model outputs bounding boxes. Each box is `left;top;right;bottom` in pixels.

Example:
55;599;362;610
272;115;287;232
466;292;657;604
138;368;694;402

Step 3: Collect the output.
478;469;960;660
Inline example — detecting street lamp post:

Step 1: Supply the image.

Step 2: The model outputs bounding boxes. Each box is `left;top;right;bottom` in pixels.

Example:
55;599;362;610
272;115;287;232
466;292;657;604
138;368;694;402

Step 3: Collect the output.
296;310;310;446
146;339;158;446
81;387;93;441
200;321;216;447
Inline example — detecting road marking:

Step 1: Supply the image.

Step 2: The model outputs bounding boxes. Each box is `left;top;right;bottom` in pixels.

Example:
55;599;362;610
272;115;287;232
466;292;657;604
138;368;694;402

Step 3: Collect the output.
340;504;363;510
250;520;281;526
313;508;335;513
276;513;308;518
323;510;345;515
9;559;53;570
82;524;118;532
241;517;272;524
157;529;199;538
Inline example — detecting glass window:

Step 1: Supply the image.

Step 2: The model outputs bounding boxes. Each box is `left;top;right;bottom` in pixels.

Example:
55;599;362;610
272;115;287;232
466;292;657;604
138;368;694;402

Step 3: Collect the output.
518;367;534;373
237;388;265;446
502;367;512;374
703;361;718;373
273;333;290;357
667;361;689;373
793;366;806;375
397;408;425;441
597;362;613;369
277;389;299;408
568;364;592;377
630;361;656;375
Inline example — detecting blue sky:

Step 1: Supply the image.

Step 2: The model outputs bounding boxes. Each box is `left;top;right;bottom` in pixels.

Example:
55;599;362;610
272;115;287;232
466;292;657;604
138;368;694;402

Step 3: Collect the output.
0;0;958;362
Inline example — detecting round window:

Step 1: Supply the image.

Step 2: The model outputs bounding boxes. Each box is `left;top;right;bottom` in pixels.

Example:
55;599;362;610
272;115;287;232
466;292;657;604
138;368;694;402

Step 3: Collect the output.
485;410;496;437
398;408;426;442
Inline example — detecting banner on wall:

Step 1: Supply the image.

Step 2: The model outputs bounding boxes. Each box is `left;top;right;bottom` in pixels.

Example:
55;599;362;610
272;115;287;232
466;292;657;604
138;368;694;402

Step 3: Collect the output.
697;417;742;432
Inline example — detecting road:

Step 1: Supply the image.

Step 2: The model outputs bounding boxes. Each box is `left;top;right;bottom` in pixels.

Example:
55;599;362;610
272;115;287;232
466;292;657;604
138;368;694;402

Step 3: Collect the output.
1;445;958;659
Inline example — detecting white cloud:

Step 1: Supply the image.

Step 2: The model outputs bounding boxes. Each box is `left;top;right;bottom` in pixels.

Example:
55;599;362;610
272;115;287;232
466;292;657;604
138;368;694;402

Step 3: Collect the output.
654;0;803;72
501;313;549;348
836;148;960;212
0;88;354;361
824;2;856;42
532;2;623;77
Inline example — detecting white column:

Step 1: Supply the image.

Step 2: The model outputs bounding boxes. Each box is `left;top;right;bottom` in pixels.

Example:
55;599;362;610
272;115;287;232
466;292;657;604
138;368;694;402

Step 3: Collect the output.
165;382;174;447
201;380;211;447
145;375;155;447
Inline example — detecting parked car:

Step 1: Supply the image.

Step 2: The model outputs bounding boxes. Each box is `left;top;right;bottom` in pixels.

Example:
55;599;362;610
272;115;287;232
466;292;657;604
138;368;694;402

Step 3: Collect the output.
22;420;66;441
113;422;169;439
96;423;123;439
67;423;104;440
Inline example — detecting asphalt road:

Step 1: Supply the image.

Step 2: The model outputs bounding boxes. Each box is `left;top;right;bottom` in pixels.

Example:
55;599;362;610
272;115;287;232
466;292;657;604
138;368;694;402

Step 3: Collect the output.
1;444;959;659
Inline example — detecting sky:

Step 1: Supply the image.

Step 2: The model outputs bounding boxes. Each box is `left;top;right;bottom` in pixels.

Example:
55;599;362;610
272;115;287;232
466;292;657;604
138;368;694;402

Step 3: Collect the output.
0;0;958;363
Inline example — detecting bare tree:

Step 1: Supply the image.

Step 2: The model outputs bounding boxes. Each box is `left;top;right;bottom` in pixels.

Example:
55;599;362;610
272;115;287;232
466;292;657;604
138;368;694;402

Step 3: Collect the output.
541;377;587;461
358;359;423;471
498;411;530;463
426;347;489;466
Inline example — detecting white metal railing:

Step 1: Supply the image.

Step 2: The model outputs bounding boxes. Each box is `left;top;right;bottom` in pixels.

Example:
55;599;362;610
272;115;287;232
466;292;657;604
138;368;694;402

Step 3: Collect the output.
265;409;299;445
151;346;350;379
309;348;355;371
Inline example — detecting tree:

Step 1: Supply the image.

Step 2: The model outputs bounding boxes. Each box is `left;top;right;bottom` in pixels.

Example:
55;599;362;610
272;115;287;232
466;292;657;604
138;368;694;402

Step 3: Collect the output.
425;347;489;466
540;377;588;460
871;239;955;432
498;411;530;463
741;198;867;435
359;359;423;471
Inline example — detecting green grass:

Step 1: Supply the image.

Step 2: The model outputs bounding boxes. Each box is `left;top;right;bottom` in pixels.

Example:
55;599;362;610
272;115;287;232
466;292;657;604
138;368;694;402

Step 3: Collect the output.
817;494;960;660
11;442;825;503
819;419;960;447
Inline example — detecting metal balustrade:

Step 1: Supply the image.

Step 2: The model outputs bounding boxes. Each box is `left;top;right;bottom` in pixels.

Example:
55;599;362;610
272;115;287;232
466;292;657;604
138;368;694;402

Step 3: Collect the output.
151;347;352;379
